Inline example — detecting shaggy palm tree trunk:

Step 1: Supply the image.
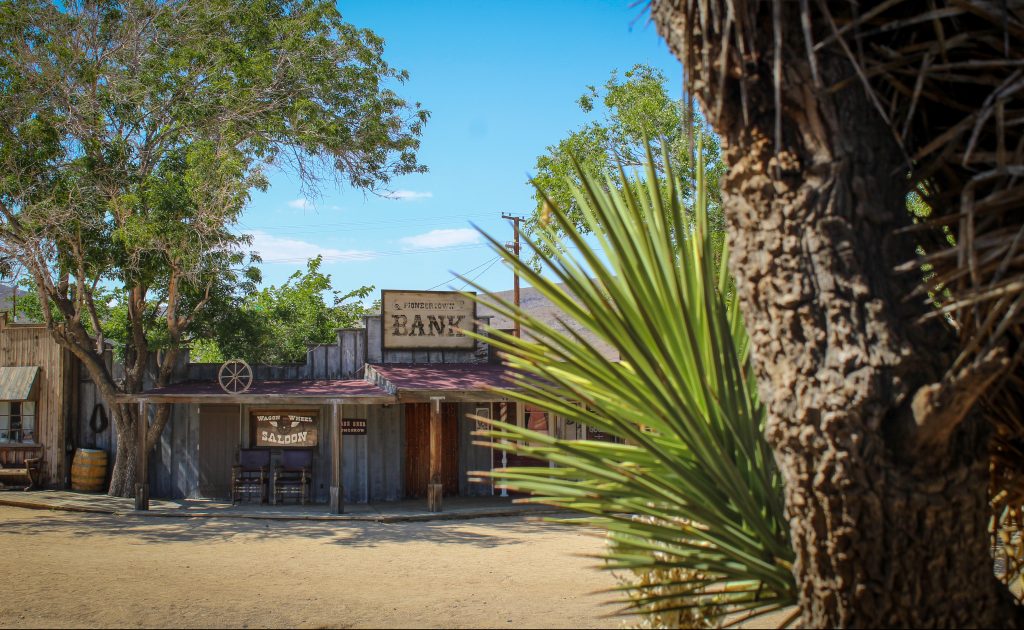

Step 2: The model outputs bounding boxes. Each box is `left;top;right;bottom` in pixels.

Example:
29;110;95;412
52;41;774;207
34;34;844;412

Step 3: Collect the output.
652;4;1020;626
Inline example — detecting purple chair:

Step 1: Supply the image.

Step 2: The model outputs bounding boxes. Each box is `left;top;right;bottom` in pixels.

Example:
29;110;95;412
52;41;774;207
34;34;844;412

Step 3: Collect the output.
232;449;270;504
273;449;314;505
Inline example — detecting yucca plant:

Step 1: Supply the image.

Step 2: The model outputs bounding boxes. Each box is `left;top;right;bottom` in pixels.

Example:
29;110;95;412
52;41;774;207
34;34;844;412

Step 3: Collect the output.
465;142;797;626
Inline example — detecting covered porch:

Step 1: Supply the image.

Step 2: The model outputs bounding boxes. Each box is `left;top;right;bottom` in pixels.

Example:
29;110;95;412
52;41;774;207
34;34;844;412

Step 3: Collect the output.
122;363;519;515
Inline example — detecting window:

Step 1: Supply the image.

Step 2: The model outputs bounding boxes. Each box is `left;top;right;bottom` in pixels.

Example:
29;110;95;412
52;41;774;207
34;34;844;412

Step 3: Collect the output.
0;401;36;444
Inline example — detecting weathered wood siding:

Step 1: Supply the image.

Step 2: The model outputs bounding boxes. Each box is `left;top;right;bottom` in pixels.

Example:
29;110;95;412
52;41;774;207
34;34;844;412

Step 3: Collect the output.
0;317;75;487
169;402;404;504
458;402;494;497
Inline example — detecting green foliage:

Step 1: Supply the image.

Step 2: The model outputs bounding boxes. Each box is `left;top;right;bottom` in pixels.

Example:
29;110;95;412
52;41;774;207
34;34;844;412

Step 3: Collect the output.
0;0;426;395
468;143;795;625
527;65;726;261
190;256;373;365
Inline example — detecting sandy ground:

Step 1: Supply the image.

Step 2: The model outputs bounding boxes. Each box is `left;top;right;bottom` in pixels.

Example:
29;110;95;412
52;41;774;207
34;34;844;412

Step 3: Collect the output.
0;506;625;629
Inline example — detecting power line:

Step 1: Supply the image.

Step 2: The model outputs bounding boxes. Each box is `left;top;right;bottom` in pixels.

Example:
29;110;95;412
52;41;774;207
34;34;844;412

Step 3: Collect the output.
425;256;500;291
458;256;502;291
237;212;494;232
256;243;489;265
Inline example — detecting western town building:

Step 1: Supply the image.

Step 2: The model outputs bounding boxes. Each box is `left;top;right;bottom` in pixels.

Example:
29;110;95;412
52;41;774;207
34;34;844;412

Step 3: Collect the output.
0;290;604;512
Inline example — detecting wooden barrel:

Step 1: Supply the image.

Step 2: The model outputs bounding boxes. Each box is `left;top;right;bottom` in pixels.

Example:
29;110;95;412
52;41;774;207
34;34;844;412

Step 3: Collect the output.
71;448;108;492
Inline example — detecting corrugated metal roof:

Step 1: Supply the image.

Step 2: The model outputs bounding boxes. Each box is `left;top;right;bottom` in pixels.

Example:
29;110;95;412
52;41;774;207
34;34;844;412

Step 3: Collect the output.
0;366;39;401
131;379;395;404
366;363;517;392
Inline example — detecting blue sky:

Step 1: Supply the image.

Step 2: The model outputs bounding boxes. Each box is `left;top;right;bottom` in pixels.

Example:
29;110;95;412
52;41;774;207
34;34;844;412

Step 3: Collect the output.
238;1;682;300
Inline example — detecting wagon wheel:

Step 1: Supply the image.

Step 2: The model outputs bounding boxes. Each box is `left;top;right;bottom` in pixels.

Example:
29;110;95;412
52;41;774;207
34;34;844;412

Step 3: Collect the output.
218;359;253;394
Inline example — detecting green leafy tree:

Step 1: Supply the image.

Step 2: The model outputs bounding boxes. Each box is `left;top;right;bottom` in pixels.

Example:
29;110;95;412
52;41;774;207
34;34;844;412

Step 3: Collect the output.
191;256;373;365
526;65;725;259
469;145;794;627
0;0;427;495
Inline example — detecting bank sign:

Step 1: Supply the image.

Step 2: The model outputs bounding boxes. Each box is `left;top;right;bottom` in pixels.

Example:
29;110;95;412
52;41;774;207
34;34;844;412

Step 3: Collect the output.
381;290;477;350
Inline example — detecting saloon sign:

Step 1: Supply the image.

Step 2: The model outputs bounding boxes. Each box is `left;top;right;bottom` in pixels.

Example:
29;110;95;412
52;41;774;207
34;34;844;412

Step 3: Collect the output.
254;413;318;447
381;290;476;350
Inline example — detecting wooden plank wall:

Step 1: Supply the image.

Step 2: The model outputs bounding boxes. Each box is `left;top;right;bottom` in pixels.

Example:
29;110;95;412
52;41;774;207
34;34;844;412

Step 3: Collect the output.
161;403;404;504
148;402;200;499
458;402;494;497
0;319;73;487
334;403;403;503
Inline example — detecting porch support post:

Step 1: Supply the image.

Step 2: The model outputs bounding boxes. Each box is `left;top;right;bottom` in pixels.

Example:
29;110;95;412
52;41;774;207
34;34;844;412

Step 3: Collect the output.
428;396;445;512
330;401;344;514
134;400;149;511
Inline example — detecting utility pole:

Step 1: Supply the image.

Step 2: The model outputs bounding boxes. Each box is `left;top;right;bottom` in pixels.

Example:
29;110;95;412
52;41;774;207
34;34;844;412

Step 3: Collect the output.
502;213;523;339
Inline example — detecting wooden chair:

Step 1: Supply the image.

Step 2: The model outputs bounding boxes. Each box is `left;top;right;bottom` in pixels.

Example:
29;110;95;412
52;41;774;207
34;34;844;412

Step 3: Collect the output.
231;449;270;504
272;449;313;505
0;445;44;490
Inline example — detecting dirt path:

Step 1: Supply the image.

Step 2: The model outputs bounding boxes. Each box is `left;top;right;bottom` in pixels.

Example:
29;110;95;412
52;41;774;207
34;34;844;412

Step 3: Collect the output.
0;506;624;629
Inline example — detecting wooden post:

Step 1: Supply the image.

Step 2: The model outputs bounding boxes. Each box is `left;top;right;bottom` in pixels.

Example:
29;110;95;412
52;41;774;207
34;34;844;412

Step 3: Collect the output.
135;400;149;511
329;401;344;514
428;396;444;512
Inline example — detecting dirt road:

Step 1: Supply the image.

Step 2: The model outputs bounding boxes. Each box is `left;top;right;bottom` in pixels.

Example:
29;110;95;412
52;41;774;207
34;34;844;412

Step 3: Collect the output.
0;506;623;628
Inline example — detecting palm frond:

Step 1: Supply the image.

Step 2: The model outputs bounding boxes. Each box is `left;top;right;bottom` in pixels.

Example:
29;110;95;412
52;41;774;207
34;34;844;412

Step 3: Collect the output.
465;141;796;624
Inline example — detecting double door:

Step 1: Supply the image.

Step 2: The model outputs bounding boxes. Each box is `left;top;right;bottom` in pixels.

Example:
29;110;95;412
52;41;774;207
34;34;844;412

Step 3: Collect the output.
404;402;459;498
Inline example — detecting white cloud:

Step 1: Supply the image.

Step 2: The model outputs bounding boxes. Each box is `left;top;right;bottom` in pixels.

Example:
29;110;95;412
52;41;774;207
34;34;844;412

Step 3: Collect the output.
384;190;433;201
400;228;480;249
288;198;312;210
247;230;375;263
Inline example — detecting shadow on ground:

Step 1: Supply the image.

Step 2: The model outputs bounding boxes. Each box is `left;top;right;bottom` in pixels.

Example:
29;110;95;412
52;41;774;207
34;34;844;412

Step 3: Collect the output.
0;509;584;548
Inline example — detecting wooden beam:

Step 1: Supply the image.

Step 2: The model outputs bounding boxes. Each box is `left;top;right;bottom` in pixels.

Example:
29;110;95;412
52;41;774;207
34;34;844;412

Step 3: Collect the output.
428;396;444;512
397;390;517;403
118;394;396;406
329;402;344;514
135;400;149;511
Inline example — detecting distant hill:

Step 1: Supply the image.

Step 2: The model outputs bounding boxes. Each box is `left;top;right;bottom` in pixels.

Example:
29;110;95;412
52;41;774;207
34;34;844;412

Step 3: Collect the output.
0;283;22;314
476;284;619;361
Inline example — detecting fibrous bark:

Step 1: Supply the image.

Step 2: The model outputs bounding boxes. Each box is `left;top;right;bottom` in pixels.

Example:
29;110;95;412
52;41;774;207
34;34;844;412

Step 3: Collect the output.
651;1;1022;626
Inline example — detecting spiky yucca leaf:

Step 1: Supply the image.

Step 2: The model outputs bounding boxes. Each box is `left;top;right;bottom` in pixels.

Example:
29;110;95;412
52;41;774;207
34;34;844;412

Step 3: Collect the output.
466;142;796;624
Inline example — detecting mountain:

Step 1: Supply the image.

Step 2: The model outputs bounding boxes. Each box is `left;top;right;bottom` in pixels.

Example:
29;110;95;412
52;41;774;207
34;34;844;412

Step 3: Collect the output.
476;284;619;361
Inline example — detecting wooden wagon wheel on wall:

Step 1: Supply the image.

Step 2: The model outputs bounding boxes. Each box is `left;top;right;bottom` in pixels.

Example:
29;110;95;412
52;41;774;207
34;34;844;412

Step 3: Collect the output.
218;359;253;394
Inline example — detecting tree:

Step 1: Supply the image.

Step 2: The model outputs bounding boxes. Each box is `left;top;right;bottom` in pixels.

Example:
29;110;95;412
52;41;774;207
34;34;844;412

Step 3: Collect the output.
0;0;427;496
191;256;373;365
648;1;1024;626
526;64;725;258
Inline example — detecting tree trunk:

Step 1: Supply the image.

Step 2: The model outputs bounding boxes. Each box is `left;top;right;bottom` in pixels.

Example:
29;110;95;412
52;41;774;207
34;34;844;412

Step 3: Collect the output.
108;404;138;497
651;3;1021;626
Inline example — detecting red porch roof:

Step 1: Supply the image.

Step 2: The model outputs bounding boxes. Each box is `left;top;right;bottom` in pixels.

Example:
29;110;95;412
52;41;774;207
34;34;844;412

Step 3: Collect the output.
125;379;395;405
364;363;520;402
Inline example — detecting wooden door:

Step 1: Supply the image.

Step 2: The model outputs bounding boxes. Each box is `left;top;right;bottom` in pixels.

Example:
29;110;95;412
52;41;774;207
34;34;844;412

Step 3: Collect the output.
199;404;240;499
404;402;459;498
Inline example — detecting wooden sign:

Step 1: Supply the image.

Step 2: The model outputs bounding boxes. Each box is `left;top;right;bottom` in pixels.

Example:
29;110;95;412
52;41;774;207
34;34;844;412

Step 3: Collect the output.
341;418;367;435
381;290;476;350
254;413;318;447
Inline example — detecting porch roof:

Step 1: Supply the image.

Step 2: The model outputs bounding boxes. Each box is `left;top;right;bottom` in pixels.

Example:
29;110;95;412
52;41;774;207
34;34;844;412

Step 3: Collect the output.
364;363;520;402
0;366;39;401
122;379;395;405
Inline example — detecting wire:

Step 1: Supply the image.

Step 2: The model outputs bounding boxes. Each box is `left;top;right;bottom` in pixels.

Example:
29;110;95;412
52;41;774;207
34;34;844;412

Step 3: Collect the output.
458;256;502;291
425;256;499;291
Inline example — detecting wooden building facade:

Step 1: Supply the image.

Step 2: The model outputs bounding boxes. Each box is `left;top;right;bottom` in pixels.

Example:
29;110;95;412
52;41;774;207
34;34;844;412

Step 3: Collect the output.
125;306;520;511
0;314;78;488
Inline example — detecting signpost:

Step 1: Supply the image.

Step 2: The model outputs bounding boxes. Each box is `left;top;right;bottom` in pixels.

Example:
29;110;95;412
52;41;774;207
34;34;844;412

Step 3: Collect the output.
381;290;476;351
